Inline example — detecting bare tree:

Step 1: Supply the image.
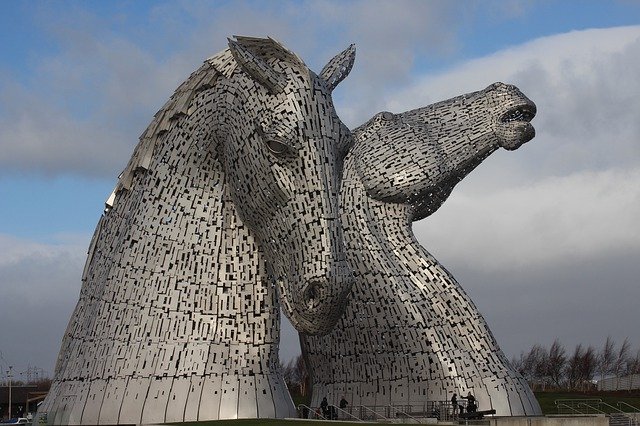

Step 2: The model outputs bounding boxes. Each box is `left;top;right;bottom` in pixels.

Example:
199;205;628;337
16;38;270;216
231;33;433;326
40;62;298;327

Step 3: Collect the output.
597;336;616;381
517;344;547;390
579;346;597;391
517;339;637;391
625;349;640;375
547;339;567;389
294;355;310;396
567;344;584;390
510;355;523;373
614;337;631;378
280;355;310;397
281;358;296;391
534;346;550;390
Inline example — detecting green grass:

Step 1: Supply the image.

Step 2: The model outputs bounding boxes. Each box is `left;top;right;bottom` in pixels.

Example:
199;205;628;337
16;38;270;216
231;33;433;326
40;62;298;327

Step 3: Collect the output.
535;390;640;415
176;420;390;425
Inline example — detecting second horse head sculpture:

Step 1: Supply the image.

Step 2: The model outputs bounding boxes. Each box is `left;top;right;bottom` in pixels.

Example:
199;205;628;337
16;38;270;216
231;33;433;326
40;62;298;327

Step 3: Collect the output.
302;82;541;416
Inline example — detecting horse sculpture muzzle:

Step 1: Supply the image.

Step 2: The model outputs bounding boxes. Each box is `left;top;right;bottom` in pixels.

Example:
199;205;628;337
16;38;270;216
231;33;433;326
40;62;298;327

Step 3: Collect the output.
491;82;537;150
267;174;354;335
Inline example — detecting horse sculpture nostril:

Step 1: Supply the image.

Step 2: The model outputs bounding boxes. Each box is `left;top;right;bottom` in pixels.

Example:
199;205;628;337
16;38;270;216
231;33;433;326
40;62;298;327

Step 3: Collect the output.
303;282;322;310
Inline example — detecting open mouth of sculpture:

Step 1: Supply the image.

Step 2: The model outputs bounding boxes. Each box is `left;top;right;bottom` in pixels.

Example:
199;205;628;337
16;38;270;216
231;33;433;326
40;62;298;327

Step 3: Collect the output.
498;102;537;149
500;104;536;123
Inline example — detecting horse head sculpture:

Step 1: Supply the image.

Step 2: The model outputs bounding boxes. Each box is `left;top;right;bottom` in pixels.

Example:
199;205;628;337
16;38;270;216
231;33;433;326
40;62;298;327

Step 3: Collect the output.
37;37;356;425
353;82;536;218
208;37;356;335
302;82;542;416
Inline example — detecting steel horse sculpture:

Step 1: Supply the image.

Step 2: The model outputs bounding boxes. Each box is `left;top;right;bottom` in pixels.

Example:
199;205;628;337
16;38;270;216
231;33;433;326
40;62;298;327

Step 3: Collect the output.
36;37;355;425
302;83;542;416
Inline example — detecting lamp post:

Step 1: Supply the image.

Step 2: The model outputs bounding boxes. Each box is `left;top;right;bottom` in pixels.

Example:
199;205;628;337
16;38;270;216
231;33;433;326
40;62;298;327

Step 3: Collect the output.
7;366;12;420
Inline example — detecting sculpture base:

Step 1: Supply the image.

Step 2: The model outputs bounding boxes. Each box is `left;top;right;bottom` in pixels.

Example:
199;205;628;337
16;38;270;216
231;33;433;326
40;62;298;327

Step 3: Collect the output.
33;373;295;425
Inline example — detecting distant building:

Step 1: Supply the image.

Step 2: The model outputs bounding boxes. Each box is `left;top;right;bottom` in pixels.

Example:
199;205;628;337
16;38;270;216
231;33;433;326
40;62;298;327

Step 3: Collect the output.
597;374;640;391
0;386;47;418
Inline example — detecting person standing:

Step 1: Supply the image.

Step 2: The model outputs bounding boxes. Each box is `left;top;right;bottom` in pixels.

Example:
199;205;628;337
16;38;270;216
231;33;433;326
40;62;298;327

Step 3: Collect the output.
339;396;348;419
463;392;477;413
340;396;348;409
451;393;458;416
320;396;329;418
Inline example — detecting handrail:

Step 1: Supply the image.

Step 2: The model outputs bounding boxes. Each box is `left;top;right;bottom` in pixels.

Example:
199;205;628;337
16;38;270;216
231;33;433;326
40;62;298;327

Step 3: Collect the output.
556;402;584;414
578;402;606;414
297;404;328;420
619;401;640;413
597;401;625;413
329;404;362;421
555;398;603;415
388;405;423;423
577;400;627;415
555;398;603;405
358;404;389;420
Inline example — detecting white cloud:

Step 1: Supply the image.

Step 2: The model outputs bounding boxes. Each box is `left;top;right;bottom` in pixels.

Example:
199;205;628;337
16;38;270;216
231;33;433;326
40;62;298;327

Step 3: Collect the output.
0;234;85;267
0;1;471;177
386;26;640;107
0;33;189;177
0;234;88;375
415;167;640;271
306;0;466;125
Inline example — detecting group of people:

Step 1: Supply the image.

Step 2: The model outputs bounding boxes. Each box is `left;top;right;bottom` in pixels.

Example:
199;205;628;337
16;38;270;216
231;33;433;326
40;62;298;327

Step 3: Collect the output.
316;396;348;419
306;392;477;420
451;392;477;415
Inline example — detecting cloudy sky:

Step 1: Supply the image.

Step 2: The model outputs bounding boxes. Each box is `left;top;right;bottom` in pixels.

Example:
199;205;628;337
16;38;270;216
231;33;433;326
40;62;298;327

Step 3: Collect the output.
1;1;639;380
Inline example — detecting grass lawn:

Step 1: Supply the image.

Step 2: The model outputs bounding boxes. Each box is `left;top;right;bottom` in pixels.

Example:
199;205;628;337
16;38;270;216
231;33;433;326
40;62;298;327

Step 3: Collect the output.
535;390;640;415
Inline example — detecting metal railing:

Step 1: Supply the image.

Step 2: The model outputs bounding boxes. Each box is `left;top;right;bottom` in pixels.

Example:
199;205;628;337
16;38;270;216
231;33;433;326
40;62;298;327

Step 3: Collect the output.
577;400;626;415
556;398;604;414
619;401;640;413
614;402;640;426
358;404;389;421
555;399;640;426
297;404;328;420
608;412;638;426
389;401;468;421
329;404;361;421
298;403;397;422
578;401;608;414
298;400;483;422
555;402;584;415
387;405;424;423
596;401;625;414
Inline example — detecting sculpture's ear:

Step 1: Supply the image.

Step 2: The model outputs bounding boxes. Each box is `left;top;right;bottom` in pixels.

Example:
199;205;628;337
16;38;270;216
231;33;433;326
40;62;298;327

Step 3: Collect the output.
228;38;287;94
320;44;356;91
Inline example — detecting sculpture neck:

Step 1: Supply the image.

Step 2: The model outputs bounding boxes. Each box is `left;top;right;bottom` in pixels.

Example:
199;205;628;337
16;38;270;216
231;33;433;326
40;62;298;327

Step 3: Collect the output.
341;158;418;262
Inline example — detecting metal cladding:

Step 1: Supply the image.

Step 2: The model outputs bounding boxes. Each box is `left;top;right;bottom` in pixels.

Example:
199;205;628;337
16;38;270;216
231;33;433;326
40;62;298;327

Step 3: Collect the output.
301;83;542;416
35;37;355;425
37;35;543;423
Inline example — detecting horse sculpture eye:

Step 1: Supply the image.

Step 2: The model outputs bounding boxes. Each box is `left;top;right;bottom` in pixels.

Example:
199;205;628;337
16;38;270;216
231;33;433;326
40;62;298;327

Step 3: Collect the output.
266;139;290;155
255;121;292;156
